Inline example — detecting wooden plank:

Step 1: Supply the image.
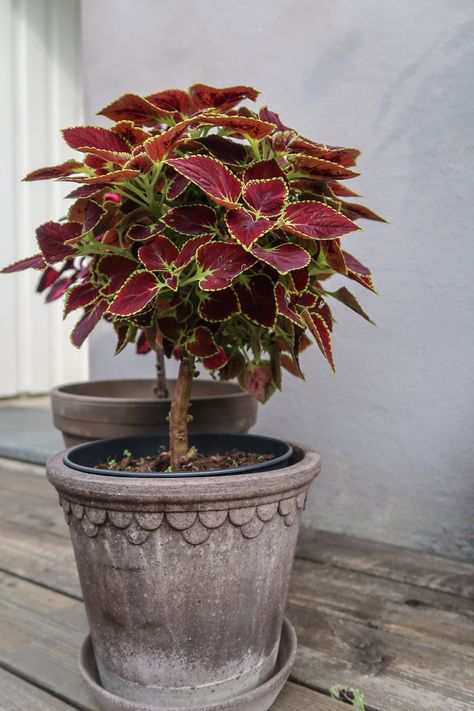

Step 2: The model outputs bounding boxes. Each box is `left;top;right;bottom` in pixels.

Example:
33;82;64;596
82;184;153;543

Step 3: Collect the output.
0;461;68;539
1;463;473;709
297;527;474;599
290;603;474;711
0;667;77;710
0;520;80;597
0;570;330;711
273;682;341;710
2;567;474;711
291;559;474;654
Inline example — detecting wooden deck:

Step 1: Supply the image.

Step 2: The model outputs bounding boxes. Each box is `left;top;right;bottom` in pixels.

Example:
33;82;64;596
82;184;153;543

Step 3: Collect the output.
0;458;473;711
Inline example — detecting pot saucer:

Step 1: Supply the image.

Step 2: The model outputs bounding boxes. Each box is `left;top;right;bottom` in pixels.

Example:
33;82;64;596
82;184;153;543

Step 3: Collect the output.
79;616;297;711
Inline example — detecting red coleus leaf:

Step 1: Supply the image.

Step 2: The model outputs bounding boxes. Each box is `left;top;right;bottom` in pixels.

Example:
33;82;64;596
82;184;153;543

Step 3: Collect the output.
281;353;303;378
127;223;165;242
98;93;175;125
36;221;81;263
110;121;151;147
243;178;288;217
45;276;75;302
202;347;229;371
64;169;140;184
71;300;108;348
23;160;84;182
84;200;106;233
342;202;387;223
289;153;359;180
193;114;275;140
66;184;103;199
161;204;216;236
144;120;192;161
272;130;298;152
167;171;190;200
198;135;248;166
1;253;45;273
313;298;333;331
108;271;160;316
188;83;259;111
199;287;239;322
99;255;137;296
62;126;130;153
167;156;242;207
250;243;310;274
290;267;309;292
275;284;304;327
36;265;60;292
342;251;377;292
146;88;193;116
243;159;286;182
175;235;212;269
304;311;335;372
239;363;275;403
135;329;152;354
322;239;348;275
113;323;131;355
225;208;274;248
291;138;360;167
258;106;289;131
329;182;360;198
124;153;154;173
197;242;256;291
158;317;181;341
328;286;374;323
283;201;359;241
64;281;100;316
186;326;219;358
235;274;276;327
138;237;179;271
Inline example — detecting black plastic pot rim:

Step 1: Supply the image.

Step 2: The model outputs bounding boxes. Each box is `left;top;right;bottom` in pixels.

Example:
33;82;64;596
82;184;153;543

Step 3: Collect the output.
63;433;293;479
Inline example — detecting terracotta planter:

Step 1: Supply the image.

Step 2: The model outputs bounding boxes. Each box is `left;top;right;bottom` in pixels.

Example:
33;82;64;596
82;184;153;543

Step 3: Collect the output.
46;440;320;710
51;379;258;447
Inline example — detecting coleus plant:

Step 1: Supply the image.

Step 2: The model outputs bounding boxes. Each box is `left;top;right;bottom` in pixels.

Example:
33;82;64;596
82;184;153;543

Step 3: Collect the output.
2;83;385;469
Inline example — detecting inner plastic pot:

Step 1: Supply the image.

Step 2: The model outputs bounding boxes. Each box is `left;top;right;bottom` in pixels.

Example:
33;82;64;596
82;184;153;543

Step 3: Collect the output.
64;433;293;478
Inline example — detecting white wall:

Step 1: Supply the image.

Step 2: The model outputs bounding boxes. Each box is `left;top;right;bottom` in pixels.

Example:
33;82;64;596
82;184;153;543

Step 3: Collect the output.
0;0;88;396
82;0;474;559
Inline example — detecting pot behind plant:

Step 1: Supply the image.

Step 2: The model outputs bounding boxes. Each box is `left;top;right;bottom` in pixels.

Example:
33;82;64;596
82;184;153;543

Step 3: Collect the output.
47;438;320;709
52;379;258;447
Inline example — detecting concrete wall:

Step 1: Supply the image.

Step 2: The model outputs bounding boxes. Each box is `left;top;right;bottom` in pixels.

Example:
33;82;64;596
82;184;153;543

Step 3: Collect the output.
82;0;474;559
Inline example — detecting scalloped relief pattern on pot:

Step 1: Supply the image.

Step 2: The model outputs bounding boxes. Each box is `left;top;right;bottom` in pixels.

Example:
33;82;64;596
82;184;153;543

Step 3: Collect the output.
59;491;308;546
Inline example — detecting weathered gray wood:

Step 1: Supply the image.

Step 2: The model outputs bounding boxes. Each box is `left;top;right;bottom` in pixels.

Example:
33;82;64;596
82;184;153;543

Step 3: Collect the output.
273;682;341;710
0;571;329;711
291;559;474;654
0;520;80;597
297;527;474;598
0;667;78;710
1;462;474;710
2;567;474;711
289;603;474;711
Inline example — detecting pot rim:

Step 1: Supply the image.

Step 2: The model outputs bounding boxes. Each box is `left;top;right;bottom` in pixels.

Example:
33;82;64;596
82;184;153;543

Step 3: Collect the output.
63;433;293;479
52;379;252;406
47;439;320;506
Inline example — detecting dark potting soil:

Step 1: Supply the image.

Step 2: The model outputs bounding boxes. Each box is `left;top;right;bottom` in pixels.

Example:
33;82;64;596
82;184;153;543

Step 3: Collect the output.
96;448;274;473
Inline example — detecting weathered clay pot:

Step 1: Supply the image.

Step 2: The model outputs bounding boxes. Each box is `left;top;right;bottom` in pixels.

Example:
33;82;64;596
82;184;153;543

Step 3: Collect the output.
46;442;320;709
51;379;258;447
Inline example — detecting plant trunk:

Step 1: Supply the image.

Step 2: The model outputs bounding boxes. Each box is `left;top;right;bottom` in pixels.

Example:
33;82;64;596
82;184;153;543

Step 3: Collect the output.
153;346;168;399
169;357;193;470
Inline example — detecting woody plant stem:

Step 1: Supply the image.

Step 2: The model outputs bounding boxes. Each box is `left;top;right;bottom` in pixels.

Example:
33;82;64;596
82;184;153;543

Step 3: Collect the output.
169;356;194;470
